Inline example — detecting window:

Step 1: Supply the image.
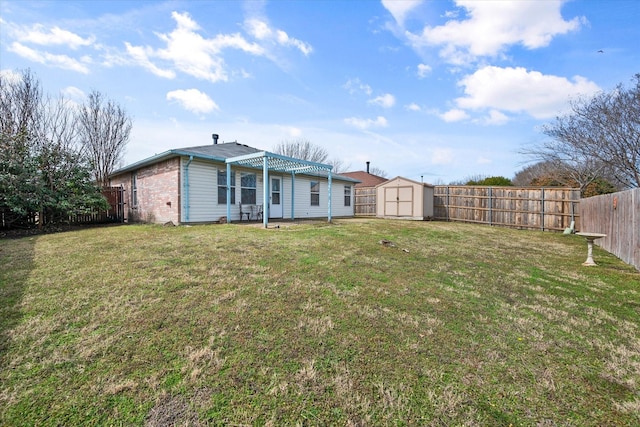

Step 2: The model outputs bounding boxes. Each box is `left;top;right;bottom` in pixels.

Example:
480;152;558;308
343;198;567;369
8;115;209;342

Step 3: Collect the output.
241;172;256;204
344;185;351;207
310;181;320;206
218;169;235;204
131;172;138;207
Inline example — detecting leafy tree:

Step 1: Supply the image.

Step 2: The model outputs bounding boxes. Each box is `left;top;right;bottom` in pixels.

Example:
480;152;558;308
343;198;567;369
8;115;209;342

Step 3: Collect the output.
514;160;618;196
525;74;640;190
460;175;512;186
0;69;108;228
78;90;133;187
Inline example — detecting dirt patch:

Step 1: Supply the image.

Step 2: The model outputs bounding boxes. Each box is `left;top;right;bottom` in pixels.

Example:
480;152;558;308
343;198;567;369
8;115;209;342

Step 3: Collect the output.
145;394;201;427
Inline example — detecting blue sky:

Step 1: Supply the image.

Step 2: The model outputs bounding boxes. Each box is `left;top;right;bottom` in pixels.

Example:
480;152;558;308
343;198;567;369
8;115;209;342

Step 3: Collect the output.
1;0;638;183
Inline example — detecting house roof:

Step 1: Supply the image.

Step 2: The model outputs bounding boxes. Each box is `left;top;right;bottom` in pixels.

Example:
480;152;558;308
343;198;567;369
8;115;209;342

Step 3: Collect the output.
110;142;360;183
341;171;388;188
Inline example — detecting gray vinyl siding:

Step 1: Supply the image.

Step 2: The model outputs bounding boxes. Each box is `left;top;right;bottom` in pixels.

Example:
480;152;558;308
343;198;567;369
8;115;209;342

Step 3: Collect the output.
181;157;353;222
281;175;354;219
181;159;216;222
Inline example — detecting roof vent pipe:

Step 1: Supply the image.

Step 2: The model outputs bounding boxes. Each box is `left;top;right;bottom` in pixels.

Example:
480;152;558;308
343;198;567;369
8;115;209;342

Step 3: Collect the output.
212;134;219;145
366;161;370;174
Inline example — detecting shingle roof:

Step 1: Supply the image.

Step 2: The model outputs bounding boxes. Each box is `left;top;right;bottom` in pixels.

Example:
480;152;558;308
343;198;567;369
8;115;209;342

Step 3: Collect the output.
110;142;360;183
341;171;388;188
110;142;261;175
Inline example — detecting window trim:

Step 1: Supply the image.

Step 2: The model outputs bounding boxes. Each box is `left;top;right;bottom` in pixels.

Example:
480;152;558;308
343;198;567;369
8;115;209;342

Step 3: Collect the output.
217;169;236;205
344;185;351;207
310;180;320;206
240;172;257;205
131;172;138;207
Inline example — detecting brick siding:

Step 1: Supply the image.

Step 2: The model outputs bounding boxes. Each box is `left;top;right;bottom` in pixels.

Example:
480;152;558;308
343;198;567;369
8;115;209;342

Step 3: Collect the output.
110;158;181;224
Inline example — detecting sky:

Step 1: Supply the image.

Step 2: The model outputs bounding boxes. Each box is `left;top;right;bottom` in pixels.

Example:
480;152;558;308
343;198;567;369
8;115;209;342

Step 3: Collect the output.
1;0;638;184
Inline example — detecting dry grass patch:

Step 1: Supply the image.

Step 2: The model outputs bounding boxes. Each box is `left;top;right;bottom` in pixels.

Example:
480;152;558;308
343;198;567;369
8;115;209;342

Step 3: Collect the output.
1;219;639;426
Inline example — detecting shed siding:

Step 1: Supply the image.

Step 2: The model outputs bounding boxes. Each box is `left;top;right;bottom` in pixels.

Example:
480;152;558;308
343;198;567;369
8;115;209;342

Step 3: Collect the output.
376;176;434;220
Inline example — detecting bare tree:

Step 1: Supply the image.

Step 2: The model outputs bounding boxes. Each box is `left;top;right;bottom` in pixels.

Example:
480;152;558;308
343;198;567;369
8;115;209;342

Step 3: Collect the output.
273;138;329;164
524;74;640;190
369;166;388;178
78;90;132;187
326;158;352;174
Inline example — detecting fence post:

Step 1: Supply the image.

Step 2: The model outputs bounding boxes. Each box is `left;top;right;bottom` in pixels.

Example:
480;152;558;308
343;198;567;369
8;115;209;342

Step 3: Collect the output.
446;186;450;221
488;187;493;226
541;188;545;231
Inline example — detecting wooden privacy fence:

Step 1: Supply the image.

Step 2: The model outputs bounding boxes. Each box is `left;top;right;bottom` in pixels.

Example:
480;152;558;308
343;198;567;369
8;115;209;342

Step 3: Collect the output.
354;187;377;216
0;186;125;229
580;188;639;271
433;186;581;232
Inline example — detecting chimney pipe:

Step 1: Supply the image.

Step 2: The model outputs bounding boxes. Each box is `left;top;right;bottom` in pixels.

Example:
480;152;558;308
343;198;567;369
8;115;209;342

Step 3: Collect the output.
366;161;370;174
212;133;219;145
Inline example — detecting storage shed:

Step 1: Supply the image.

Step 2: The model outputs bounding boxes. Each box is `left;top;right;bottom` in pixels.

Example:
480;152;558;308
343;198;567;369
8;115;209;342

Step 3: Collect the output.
376;176;434;220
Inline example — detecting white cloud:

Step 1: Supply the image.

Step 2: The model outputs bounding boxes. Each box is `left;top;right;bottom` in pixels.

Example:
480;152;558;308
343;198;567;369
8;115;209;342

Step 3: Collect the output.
16;24;94;49
343;78;372;95
0;68;23;84
382;0;424;26
125;42;176;79
483;109;509;125
406;0;584;65
8;42;90;73
61;86;85;102
344;116;388;130
245;18;313;55
477;156;492;164
439;108;469;122
455;66;600;119
417;63;432;78
368;93;396;108
126;11;265;83
406;103;421;111
166;89;219;114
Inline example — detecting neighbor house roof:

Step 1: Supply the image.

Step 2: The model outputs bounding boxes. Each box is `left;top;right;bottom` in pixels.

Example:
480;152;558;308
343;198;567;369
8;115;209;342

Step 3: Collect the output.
110;142;360;183
341;171;388;188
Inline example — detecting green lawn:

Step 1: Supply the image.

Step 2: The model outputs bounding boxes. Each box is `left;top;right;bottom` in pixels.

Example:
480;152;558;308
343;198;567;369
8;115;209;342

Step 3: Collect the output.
1;219;639;426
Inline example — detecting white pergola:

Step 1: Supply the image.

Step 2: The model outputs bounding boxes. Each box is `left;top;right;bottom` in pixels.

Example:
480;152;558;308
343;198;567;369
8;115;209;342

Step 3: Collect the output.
225;151;333;228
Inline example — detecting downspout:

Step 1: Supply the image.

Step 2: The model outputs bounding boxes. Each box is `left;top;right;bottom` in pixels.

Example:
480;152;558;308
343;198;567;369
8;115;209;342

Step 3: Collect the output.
226;163;231;223
328;169;332;223
184;156;194;222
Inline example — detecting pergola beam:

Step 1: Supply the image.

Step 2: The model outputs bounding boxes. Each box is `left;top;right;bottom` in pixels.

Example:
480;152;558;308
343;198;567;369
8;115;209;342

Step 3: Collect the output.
225;151;333;228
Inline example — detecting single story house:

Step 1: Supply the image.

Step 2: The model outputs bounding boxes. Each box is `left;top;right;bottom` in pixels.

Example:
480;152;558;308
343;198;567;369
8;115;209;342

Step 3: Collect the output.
341;162;388;216
109;140;360;227
376;176;434;220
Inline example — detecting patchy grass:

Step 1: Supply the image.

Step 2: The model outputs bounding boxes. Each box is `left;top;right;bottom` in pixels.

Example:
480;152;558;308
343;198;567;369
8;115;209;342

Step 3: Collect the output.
1;219;639;426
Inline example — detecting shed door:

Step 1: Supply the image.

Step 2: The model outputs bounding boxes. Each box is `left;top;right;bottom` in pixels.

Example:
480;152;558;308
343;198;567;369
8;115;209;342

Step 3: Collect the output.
384;186;413;216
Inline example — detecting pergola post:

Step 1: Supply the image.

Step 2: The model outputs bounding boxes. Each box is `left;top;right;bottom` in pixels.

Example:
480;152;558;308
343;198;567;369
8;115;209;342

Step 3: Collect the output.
226;163;231;223
263;156;269;228
225;151;334;227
